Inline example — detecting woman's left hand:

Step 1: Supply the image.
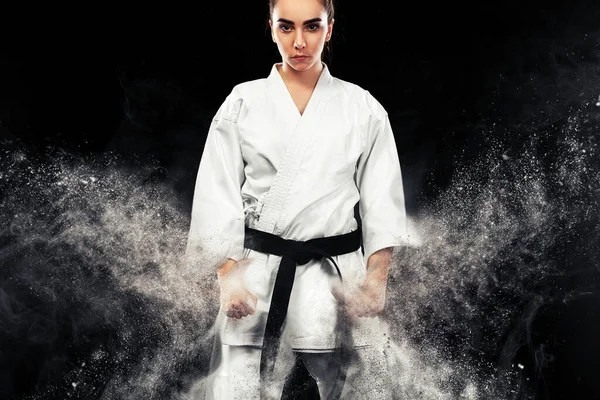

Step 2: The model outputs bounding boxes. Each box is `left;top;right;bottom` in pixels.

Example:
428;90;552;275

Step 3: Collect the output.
333;275;387;318
332;247;392;318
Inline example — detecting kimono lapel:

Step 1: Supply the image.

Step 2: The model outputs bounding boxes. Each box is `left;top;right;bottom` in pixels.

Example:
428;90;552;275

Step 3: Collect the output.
270;63;329;118
256;63;334;235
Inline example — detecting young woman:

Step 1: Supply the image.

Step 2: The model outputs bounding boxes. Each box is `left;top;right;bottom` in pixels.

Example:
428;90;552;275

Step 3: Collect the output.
186;0;408;398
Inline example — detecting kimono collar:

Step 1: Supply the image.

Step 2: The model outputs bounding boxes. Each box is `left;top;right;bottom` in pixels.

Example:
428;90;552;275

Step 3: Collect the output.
268;62;333;88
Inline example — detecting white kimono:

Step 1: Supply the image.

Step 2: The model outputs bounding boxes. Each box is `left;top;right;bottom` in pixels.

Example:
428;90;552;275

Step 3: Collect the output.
186;63;409;351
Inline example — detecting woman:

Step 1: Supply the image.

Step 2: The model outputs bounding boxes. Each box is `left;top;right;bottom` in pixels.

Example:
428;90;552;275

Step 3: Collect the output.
186;0;409;398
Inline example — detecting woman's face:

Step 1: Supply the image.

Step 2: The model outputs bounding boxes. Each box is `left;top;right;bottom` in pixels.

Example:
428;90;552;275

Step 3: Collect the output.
270;0;334;73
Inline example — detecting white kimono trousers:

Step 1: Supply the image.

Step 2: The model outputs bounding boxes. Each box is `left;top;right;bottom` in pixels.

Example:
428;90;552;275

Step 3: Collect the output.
186;63;409;351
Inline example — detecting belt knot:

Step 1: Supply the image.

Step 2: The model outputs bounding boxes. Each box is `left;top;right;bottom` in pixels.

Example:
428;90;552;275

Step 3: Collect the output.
282;239;314;265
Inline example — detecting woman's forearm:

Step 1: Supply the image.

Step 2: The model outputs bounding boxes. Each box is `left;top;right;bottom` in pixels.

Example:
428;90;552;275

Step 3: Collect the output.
366;247;393;283
217;258;238;277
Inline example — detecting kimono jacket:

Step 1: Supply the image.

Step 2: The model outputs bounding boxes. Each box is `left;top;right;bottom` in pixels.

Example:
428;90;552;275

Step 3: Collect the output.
186;63;409;351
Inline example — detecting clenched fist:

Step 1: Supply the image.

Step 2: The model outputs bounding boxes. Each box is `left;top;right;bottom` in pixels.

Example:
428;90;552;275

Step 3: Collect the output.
217;258;258;319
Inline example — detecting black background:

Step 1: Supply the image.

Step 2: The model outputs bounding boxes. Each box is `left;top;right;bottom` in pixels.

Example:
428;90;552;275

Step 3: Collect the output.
2;1;600;399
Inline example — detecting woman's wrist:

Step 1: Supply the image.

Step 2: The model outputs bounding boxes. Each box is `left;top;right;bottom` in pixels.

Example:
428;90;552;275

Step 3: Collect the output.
365;266;389;289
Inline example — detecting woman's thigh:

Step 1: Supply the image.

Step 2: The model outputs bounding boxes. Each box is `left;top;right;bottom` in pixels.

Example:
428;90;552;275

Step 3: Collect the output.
211;344;297;400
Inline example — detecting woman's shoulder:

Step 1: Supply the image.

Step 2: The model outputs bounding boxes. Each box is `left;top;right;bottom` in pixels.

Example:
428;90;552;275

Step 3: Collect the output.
331;76;388;119
213;78;267;121
230;77;269;99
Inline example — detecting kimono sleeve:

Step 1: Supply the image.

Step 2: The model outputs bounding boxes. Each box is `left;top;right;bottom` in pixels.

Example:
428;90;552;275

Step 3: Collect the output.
356;96;410;265
185;93;246;272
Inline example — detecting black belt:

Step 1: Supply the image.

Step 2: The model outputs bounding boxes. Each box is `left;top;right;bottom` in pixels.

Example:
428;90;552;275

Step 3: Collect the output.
243;226;361;398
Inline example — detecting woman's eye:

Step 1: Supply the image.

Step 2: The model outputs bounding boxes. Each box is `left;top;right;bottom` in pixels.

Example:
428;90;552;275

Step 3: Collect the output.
279;24;319;32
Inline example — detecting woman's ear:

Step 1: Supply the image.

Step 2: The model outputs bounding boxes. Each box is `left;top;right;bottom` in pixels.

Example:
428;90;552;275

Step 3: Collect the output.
269;20;276;43
326;18;335;41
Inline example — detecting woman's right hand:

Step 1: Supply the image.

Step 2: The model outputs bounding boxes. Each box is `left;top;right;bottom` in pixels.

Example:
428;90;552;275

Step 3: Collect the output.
217;258;258;319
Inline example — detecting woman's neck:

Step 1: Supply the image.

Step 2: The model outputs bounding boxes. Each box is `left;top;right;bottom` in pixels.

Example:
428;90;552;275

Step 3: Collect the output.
277;61;324;88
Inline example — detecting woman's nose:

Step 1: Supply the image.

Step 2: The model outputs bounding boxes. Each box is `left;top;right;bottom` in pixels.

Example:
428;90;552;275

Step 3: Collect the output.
294;32;306;49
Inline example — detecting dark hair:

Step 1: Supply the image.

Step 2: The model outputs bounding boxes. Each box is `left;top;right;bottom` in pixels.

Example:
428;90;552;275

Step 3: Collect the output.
268;0;335;64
